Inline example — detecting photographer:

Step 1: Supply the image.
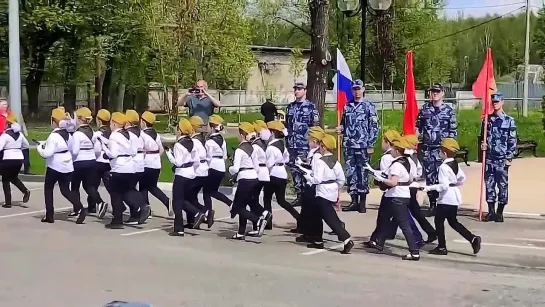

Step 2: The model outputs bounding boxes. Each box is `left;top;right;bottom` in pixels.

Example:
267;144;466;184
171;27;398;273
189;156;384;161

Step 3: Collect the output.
176;80;221;125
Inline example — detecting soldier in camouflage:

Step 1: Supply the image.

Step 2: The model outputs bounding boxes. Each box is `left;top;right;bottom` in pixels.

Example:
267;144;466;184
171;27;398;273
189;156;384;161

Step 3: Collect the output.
285;82;319;206
337;79;379;213
416;83;458;217
480;92;517;223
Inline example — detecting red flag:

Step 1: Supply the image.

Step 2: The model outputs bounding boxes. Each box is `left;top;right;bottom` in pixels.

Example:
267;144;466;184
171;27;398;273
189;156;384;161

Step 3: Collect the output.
402;51;418;135
472;48;497;119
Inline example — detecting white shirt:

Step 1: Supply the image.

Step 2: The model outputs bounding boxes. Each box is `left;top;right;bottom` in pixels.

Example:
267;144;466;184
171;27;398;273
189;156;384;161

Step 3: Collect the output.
229;141;258;180
71;126;101;162
37;128;74;173
192;134;209;177
251;141;270;182
0;125;29;160
102;128;135;174
166;136;196;179
94;127;110;164
141;128;163;169
384;157;412;198
306;153;345;202
205;132;227;172
427;158;466;206
266;139;289;179
127;127;145;173
379;149;394;172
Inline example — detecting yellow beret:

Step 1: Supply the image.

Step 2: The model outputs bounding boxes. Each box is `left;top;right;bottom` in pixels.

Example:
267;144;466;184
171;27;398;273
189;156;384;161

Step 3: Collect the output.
75;107;92;118
309;126;325;134
308;129;325;141
208;114;224;125
141;111;156;125
51;108;67;122
6;113;17;123
239;122;255;134
97;109;111;122
321;134;337;150
391;136;411;150
189;116;204;127
111;112;127;126
404;134;418;148
383;130;401;143
178;118;194;135
441;138;460;152
254;120;268;132
267;120;285;132
125;109;140;123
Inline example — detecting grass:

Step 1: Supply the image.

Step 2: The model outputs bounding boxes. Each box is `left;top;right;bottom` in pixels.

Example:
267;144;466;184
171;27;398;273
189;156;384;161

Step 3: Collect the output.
26;109;545;183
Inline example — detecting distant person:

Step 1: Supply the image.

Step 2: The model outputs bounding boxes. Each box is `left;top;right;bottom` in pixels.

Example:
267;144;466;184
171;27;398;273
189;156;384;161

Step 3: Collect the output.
176;80;221;125
0;98;31;174
260;99;278;123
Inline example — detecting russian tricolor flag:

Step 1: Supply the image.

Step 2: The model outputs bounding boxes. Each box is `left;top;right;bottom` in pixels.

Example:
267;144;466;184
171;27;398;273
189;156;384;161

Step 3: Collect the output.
332;49;353;113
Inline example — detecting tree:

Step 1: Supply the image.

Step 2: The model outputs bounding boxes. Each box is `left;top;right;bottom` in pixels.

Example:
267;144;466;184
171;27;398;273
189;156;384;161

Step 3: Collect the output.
533;8;545;67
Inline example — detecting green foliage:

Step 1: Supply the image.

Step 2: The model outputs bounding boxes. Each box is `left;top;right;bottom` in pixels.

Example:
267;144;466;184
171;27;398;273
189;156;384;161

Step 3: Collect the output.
533;8;545;69
289;47;306;81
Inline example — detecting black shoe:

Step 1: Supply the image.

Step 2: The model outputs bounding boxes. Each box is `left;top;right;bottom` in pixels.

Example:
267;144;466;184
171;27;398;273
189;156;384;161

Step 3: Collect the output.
193;212;206;229
295;235;312;243
307;242;325;249
68;211;80;217
138;206;151;224
495;204;505;223
22;190;31;203
369;241;384;252
264;213;273;230
105;222;124;229
358;194;367;213
471;236;482;254
362;240;375;248
2;204;11;208
207;210;215;228
41;216;54;223
482;212;497;222
342;194;359;212
169;231;185;237
76;208;87;224
495;215;504;223
402;253;420;261
124;217;139;225
290;195;302;208
341;240;354;254
231;233;245;241
98;202;109;219
424;234;438;244
428;247;448;255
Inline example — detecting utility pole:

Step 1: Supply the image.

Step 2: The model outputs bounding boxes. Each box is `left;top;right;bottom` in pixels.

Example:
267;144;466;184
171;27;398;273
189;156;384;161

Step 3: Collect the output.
522;0;531;117
8;0;23;126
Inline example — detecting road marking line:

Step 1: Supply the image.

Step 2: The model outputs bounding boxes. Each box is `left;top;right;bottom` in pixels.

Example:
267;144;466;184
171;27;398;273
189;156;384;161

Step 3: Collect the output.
301;243;344;255
121;208;284;236
514;238;545;243
0;206;72;219
453;239;545;250
504;211;541;217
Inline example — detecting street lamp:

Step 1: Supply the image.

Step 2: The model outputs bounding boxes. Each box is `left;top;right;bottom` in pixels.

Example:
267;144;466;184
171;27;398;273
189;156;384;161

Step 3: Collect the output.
337;0;393;84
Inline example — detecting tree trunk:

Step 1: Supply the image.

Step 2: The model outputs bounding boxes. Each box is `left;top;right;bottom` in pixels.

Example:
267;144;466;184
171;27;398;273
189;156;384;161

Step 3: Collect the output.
25;52;46;117
101;56;114;110
306;0;330;127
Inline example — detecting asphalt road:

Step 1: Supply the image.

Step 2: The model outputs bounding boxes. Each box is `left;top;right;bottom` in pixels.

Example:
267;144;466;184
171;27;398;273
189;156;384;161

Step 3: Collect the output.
1;182;544;307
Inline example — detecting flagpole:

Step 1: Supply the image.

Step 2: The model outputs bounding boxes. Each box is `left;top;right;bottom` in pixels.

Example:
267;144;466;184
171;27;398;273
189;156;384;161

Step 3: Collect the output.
336;70;342;211
478;49;491;221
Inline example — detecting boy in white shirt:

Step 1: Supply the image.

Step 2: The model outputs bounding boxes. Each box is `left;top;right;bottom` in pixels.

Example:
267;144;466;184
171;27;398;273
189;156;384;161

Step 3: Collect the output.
420;138;481;255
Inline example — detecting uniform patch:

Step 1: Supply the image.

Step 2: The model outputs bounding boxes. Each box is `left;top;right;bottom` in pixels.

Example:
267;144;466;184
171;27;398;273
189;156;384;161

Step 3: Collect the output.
371;116;378;123
313;114;319;122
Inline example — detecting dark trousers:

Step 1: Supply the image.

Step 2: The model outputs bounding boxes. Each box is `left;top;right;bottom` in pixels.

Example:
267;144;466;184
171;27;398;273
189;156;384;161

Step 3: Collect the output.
249;181;267;230
435;204;475;248
109;173;145;224
315;196;350;242
172;176;201;232
186;176;207;224
1;160;27;205
232;179;261;235
71;160;102;212
203;169;232;209
375;197;419;254
87;162;111;209
22;148;30;173
299;186;321;236
44;168;79;219
140;168;169;209
263;176;300;220
408;188;436;237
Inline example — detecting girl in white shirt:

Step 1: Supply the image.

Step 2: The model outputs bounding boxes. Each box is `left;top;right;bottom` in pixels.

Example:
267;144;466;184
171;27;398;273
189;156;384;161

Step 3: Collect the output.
0;114;31;208
421;138;481;255
93;109;113;218
369;136;420;261
263;121;300;229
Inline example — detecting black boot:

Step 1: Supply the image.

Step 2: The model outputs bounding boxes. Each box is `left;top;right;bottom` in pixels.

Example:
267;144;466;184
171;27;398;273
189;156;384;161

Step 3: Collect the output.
482;202;497;222
358;194;367;213
496;204;505;223
342;194;359;212
425;191;437;217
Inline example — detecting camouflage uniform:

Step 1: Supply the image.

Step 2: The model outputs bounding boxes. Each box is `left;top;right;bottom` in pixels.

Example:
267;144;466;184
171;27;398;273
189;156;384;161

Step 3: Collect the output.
482;108;516;222
285;98;319;197
340;98;379;208
416;101;457;213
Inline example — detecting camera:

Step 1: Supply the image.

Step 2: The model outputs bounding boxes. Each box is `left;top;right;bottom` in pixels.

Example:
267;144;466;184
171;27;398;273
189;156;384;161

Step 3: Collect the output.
189;88;201;95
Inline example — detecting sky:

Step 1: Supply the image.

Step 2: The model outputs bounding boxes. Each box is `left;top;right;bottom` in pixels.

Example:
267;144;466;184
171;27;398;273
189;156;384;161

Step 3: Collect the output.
444;0;543;18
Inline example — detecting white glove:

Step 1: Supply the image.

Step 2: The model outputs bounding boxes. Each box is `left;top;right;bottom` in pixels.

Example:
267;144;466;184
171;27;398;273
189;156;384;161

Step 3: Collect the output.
409;181;421;189
363;163;374;172
295;157;303;166
373;175;385;182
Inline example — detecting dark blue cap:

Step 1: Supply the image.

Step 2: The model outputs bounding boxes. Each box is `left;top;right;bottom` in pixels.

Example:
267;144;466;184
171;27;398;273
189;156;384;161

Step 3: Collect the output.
352;79;364;89
293;82;306;89
429;83;444;91
491;92;503;102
